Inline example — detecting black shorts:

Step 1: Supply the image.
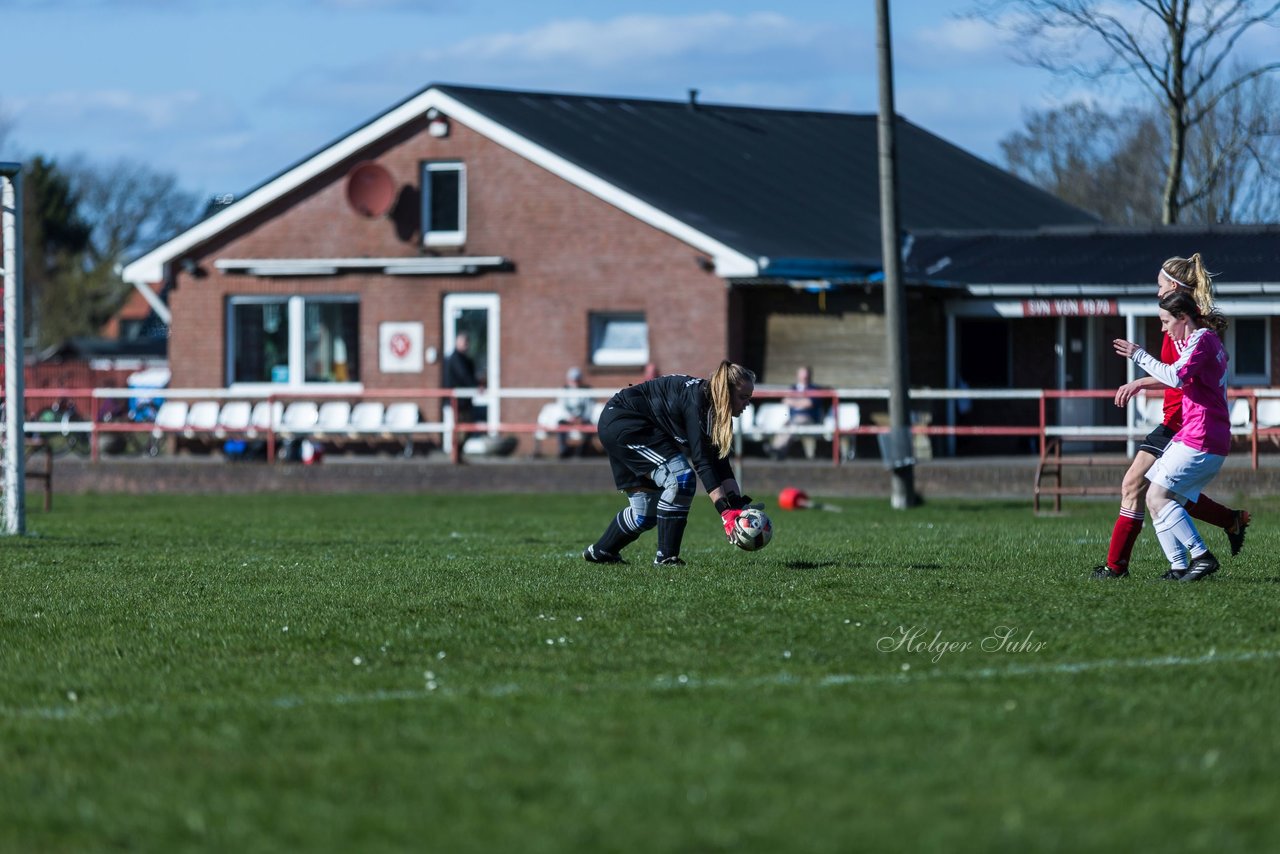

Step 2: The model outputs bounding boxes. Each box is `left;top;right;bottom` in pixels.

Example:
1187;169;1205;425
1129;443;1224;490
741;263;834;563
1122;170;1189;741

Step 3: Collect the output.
1139;423;1176;458
597;404;683;492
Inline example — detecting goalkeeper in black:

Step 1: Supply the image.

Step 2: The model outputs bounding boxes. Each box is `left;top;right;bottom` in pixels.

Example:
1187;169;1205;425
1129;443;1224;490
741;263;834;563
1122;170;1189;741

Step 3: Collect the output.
583;360;757;566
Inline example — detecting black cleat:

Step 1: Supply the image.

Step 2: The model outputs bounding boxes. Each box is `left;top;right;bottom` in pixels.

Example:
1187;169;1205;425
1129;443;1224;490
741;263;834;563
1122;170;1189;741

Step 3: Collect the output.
1091;565;1130;579
1160;568;1187;581
653;555;686;567
1226;510;1251;557
583;544;625;564
1181;552;1220;582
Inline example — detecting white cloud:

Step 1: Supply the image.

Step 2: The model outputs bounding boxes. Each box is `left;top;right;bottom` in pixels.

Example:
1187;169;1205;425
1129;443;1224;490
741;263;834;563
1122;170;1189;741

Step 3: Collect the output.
914;17;1003;56
431;13;829;68
11;89;239;134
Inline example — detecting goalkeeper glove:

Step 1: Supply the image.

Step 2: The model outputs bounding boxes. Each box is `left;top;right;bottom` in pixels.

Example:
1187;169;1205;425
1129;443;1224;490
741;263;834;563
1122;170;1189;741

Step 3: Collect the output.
716;494;752;538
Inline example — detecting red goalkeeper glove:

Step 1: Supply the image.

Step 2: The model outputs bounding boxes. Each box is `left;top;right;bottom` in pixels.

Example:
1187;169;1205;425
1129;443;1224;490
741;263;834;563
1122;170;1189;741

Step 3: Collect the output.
716;494;752;538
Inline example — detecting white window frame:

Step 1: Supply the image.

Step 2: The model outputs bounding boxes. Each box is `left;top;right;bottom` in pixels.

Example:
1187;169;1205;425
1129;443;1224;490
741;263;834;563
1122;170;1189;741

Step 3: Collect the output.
227;295;363;392
422;161;466;247
589;312;649;367
1225;317;1270;386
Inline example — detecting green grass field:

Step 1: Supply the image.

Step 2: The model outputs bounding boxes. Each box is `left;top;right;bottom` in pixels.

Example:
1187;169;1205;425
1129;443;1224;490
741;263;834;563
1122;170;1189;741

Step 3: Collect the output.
3;491;1279;852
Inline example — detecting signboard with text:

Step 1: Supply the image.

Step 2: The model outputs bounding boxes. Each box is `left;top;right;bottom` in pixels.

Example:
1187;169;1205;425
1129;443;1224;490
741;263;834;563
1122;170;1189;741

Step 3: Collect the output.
1020;299;1118;317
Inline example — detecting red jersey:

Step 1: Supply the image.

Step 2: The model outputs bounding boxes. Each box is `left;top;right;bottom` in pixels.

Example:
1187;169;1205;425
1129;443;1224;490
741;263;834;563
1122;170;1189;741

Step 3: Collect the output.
1161;333;1186;430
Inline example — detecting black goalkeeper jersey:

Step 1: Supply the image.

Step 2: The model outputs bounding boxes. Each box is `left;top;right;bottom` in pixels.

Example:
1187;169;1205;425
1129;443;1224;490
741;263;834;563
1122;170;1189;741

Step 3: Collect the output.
606;374;735;492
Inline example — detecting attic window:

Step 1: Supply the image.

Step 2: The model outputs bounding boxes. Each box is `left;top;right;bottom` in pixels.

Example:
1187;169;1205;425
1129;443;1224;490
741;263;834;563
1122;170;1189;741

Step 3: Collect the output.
421;161;466;247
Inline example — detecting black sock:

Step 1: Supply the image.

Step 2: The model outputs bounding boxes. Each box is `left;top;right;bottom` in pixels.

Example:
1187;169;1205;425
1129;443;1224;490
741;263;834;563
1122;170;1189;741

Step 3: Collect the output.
656;513;688;560
594;512;642;556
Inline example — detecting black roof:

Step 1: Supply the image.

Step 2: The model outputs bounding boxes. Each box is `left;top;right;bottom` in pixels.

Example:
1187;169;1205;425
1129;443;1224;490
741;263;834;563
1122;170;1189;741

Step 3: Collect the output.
907;226;1280;285
437;84;1096;272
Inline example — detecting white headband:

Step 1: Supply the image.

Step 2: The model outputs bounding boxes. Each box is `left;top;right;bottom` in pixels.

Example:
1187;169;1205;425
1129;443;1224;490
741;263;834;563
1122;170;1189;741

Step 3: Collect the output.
1161;269;1191;289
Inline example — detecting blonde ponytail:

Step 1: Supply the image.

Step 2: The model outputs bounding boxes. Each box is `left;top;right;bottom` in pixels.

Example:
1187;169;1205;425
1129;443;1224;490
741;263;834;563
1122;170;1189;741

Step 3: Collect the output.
1163;253;1216;314
709;360;755;458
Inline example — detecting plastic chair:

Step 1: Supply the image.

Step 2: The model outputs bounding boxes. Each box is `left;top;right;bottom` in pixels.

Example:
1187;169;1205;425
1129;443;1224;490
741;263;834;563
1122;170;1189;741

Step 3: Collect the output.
534;402;571;457
217;401;253;436
186;401;221;435
153;401;189;432
281;401;320;435
824;402;861;460
383;402;420;456
1257;399;1280;427
1229;398;1252;428
249;401;283;434
349;402;386;434
316;401;352;434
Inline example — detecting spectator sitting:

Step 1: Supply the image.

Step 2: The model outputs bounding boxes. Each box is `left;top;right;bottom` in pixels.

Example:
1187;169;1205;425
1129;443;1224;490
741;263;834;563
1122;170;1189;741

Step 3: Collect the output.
771;365;824;460
557;367;594;458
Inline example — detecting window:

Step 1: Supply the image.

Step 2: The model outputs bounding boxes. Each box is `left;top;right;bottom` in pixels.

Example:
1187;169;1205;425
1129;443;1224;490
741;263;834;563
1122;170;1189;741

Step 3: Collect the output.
421;161;465;247
590;313;649;367
227;296;359;386
1226;318;1269;386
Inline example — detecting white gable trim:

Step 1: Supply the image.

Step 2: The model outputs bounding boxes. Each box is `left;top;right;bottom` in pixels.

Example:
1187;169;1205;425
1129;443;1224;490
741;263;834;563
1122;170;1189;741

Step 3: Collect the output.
121;87;759;286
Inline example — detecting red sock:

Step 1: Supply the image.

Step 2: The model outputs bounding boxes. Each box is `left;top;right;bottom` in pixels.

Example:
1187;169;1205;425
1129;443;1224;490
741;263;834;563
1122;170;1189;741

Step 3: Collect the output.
1106;509;1145;571
1186;495;1234;530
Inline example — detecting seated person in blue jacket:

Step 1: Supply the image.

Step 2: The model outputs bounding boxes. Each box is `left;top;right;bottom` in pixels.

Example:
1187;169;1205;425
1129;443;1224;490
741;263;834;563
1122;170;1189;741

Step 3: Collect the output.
771;365;824;460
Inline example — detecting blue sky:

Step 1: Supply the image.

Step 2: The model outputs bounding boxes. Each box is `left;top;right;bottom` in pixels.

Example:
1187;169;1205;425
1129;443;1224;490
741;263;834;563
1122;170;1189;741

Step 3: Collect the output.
2;0;1276;202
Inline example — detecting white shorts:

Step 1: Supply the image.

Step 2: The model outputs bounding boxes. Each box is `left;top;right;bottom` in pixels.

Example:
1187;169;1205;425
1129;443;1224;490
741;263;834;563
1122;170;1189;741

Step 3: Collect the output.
1145;440;1225;503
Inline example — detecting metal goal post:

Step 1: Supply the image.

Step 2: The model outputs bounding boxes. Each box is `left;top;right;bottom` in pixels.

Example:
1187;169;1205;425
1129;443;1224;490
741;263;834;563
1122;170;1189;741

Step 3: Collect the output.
2;161;25;535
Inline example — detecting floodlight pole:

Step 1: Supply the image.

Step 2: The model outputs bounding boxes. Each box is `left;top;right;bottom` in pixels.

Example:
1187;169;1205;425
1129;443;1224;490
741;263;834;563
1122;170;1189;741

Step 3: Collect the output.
2;162;25;535
875;0;919;509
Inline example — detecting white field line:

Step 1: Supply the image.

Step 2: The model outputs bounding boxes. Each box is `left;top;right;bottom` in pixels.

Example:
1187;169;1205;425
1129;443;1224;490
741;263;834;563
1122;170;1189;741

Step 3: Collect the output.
5;648;1278;723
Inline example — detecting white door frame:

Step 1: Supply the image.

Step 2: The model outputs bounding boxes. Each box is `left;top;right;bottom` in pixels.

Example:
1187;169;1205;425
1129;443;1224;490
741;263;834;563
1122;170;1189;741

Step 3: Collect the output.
443;292;501;435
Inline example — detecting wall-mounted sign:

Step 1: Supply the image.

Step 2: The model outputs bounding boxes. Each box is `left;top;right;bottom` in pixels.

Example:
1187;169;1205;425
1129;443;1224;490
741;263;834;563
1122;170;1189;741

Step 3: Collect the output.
379;322;423;373
1021;299;1118;317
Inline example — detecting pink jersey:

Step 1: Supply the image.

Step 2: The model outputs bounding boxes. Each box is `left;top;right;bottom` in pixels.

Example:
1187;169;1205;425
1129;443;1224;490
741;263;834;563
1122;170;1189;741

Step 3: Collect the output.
1135;328;1230;455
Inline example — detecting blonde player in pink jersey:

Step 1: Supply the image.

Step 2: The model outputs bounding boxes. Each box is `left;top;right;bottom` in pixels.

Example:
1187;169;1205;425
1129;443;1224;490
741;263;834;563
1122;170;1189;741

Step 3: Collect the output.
1093;255;1249;579
1113;290;1231;581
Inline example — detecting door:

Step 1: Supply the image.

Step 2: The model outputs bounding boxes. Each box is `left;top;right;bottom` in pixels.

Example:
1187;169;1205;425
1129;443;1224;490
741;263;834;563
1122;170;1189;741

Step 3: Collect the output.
443;293;500;434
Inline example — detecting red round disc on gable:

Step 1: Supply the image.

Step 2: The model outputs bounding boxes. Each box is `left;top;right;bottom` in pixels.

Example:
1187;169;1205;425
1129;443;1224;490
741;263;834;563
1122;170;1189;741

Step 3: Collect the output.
345;162;396;218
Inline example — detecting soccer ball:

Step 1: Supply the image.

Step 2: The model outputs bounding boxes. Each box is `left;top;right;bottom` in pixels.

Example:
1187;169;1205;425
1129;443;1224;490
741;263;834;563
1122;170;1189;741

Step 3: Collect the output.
730;507;773;551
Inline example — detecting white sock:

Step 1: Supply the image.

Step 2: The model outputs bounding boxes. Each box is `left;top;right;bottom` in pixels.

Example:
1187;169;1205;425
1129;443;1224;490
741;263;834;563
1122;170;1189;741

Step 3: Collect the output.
1153;502;1206;569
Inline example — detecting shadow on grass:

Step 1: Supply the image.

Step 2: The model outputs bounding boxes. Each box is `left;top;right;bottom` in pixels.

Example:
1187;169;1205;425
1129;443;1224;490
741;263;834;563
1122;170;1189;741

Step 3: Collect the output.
784;560;842;571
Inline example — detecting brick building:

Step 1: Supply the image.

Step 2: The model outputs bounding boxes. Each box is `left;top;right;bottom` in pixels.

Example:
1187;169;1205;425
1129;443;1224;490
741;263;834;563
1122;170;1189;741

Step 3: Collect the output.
121;83;1097;442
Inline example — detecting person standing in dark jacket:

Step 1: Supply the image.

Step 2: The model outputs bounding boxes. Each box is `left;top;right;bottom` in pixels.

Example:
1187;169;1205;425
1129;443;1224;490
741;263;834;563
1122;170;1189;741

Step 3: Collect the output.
584;360;757;567
443;332;482;436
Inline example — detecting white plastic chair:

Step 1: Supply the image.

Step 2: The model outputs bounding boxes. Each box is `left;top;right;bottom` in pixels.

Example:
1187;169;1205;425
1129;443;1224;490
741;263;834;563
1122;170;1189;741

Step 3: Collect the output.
316;401;352;434
824;402;861;460
752;403;790;437
1229;398;1252;428
1257;399;1280;427
217;401;252;436
533;402;570;456
249;401;283;434
1136;395;1164;428
383;402;421;456
736;403;758;440
152;401;189;432
186;401;221;436
281;401;320;435
349;402;385;434
383;402;420;432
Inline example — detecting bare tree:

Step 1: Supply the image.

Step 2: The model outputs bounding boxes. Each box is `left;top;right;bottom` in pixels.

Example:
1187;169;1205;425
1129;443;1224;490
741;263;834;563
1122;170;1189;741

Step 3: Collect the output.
972;0;1280;224
64;158;203;338
1182;65;1280;221
1000;101;1165;223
